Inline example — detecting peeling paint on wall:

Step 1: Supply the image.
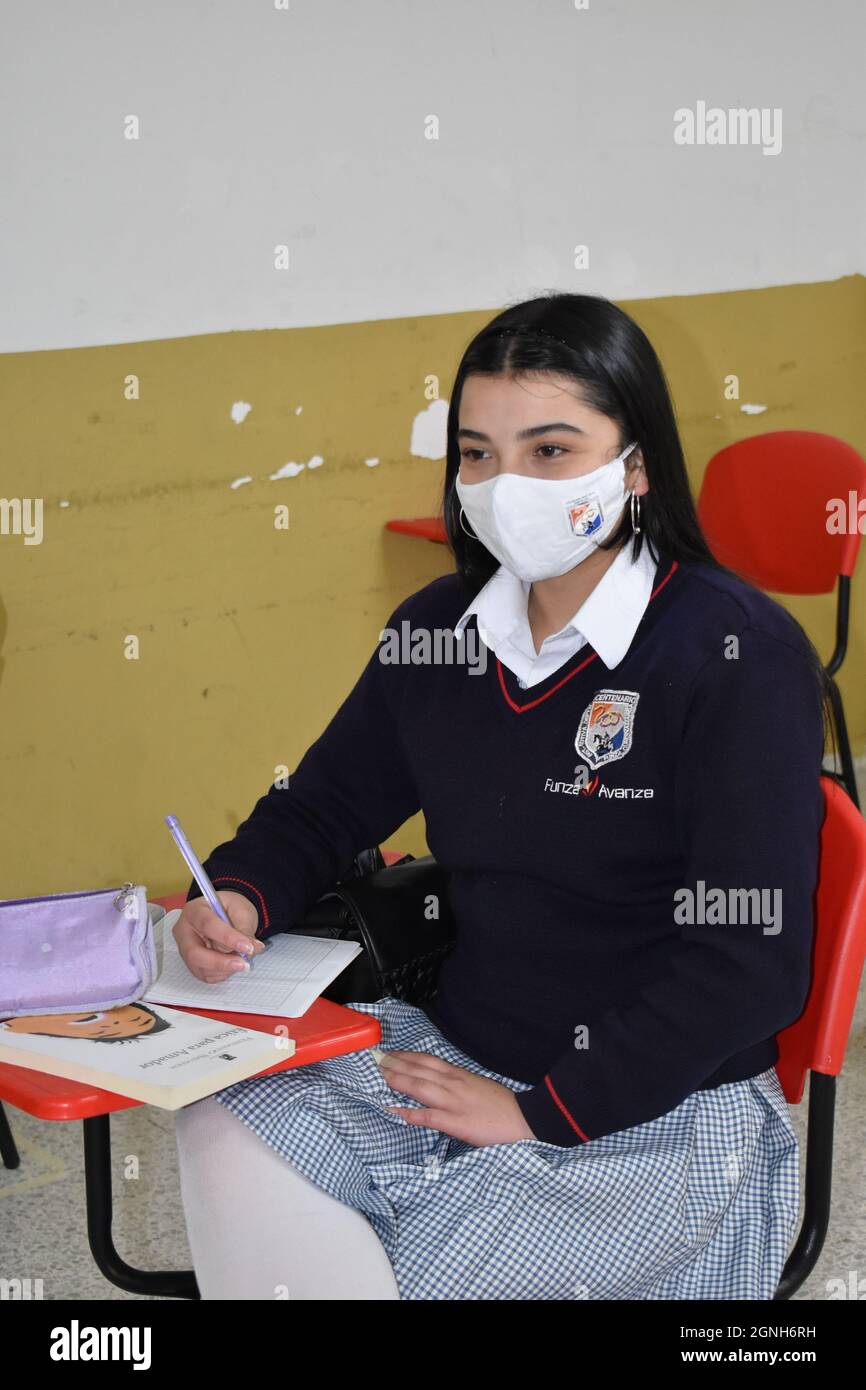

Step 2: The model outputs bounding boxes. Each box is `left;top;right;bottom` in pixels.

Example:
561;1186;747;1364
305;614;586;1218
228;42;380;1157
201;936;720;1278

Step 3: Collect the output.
411;399;448;459
270;461;304;479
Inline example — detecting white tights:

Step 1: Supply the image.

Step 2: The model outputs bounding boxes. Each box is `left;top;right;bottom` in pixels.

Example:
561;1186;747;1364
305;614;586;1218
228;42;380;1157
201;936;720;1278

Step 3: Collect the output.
174;1095;401;1300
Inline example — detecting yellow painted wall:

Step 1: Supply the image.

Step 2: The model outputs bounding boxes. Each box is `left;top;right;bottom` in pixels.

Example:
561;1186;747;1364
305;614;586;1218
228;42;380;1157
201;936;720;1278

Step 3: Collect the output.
1;276;864;901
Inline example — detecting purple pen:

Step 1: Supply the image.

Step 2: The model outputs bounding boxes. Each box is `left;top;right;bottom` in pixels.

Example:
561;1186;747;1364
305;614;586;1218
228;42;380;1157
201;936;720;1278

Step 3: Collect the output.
164;814;254;968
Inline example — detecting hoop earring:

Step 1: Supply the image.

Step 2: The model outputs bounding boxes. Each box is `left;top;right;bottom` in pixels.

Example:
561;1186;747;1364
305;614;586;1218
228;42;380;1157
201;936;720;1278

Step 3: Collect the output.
458;505;479;540
630;491;641;534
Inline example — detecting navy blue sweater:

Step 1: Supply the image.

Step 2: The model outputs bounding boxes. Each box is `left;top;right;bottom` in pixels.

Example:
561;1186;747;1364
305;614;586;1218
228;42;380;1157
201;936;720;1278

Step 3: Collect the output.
186;548;825;1146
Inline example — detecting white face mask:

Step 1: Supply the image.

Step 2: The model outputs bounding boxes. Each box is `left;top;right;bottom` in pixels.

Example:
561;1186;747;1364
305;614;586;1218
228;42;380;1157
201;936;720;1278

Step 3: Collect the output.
455;441;639;581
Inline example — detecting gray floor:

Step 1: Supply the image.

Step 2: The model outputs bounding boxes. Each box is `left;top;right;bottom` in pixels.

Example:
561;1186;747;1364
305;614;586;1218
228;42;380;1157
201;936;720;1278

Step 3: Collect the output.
2;761;865;1301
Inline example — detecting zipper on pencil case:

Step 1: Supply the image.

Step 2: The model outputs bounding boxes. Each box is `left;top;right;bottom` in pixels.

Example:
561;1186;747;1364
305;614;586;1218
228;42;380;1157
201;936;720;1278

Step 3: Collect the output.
0;886;132;909
108;884;156;989
125;885;158;991
1;883;142;916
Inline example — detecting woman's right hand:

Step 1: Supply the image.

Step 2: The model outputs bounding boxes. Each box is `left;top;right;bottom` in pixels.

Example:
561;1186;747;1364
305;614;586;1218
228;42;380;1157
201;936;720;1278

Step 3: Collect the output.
172;890;267;983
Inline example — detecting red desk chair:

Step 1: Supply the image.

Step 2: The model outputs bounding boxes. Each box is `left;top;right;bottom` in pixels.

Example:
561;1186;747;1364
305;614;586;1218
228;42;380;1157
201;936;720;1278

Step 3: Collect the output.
697;430;866;808
773;774;866;1299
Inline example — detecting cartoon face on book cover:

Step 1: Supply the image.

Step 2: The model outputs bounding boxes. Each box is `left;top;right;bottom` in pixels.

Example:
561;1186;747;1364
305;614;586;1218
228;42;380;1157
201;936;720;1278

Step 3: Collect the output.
0;1003;172;1044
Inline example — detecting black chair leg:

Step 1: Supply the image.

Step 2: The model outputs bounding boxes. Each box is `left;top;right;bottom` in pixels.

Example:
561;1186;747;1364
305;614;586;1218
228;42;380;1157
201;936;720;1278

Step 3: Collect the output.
82;1114;200;1299
0;1101;21;1170
826;678;861;810
775;1072;835;1300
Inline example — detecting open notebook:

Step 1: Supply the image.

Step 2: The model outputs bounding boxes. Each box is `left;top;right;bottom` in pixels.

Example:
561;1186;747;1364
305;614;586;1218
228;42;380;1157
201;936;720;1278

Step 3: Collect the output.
142;910;364;1018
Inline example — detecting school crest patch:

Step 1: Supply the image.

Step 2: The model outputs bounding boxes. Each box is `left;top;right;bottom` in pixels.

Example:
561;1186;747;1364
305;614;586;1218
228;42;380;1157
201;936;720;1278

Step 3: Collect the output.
575;689;640;769
565;492;604;538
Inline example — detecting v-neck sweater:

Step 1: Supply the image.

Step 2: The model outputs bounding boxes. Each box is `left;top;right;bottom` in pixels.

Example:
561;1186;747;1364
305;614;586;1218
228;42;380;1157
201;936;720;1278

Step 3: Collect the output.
186;548;826;1147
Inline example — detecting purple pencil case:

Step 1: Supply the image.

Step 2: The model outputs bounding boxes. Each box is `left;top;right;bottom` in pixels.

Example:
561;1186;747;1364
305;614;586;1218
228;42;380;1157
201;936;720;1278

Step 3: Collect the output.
0;883;158;1017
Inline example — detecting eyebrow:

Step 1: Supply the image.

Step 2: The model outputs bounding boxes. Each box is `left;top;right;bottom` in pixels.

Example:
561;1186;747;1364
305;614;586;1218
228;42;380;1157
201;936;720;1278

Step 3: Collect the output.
456;421;587;442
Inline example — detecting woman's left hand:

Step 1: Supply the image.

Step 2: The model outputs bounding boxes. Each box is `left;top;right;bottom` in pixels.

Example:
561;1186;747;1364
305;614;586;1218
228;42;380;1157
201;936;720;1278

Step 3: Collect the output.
378;1050;537;1146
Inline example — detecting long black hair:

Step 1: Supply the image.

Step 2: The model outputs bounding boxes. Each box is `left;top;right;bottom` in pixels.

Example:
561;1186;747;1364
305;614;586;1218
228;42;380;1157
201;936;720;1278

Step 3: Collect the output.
441;291;835;760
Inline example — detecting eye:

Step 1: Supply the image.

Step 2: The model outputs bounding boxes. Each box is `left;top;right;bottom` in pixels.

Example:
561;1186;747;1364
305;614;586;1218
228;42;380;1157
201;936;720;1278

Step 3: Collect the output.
68;1012;106;1024
535;444;567;459
459;448;488;462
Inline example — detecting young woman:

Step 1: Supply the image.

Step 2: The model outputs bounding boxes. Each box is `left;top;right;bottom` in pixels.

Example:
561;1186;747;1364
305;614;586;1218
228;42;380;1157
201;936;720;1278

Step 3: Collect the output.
174;293;830;1301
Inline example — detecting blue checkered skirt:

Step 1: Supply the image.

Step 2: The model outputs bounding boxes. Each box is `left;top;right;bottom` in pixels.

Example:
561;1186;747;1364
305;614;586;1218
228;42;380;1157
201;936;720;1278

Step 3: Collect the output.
213;996;799;1300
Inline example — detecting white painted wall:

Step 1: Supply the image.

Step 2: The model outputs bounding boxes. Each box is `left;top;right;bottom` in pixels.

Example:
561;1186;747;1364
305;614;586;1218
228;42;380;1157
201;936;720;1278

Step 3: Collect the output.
2;0;864;352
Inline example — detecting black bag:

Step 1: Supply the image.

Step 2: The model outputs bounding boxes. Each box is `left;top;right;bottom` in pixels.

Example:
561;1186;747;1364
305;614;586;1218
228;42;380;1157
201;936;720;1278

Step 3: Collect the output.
290;849;456;1006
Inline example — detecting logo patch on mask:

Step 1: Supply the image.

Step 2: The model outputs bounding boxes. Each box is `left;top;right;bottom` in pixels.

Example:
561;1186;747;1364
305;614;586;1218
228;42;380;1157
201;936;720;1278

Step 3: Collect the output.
565;492;604;538
575;689;640;768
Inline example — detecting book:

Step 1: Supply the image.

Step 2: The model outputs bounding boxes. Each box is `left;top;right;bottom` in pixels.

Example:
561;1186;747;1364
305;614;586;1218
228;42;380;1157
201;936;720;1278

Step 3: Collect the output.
0;1001;293;1110
142;909;364;1018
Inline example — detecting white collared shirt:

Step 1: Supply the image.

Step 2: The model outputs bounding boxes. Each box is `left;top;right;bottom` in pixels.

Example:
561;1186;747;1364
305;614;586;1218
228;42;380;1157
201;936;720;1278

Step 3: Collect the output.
454;542;659;687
